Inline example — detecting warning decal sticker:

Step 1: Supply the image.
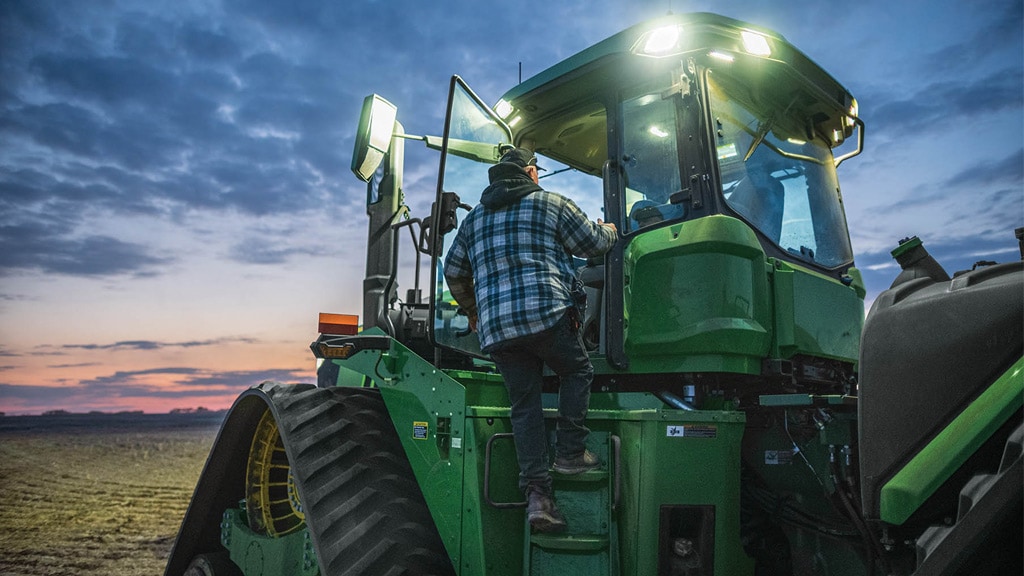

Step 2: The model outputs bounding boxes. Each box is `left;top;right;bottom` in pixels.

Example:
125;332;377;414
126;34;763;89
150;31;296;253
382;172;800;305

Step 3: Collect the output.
666;425;718;439
413;421;429;440
765;450;794;465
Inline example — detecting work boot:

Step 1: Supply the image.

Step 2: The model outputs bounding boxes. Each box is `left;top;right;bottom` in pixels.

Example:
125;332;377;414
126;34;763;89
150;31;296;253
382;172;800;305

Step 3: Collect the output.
553;449;601;475
526;489;567;533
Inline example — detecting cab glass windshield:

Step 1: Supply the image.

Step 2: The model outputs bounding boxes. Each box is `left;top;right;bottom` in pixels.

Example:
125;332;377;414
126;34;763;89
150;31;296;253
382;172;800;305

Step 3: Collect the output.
708;70;854;269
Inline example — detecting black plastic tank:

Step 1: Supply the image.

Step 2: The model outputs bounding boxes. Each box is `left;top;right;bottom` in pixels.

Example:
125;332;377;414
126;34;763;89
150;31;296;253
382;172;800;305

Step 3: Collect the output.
857;239;1023;519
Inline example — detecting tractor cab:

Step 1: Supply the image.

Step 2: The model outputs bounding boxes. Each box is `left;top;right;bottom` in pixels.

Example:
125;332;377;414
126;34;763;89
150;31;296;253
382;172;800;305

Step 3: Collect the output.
420;13;865;377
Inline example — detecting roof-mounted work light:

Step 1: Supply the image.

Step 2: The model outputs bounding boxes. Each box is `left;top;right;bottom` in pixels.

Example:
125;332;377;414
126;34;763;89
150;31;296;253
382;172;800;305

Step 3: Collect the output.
741;31;771;57
634;24;685;57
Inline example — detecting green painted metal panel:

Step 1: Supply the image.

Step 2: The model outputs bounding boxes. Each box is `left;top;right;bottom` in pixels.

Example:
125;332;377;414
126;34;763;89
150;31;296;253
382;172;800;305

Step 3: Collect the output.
770;259;863;363
332;339;756;575
791;265;862;361
771;262;797;357
328;359;369;387
623;215;771;374
759;393;814;406
758;393;857;407
627;411;753;576
460;411;525;575
449;369;509;408
327;328;468;569
462;394;750;575
880;356;1024;525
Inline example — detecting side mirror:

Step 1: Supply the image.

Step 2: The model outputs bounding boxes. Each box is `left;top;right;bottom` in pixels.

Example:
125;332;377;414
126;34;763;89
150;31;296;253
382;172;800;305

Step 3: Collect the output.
351;94;398;182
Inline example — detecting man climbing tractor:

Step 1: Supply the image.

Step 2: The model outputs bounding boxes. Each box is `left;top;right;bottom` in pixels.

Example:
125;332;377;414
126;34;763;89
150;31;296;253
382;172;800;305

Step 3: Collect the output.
444;145;617;533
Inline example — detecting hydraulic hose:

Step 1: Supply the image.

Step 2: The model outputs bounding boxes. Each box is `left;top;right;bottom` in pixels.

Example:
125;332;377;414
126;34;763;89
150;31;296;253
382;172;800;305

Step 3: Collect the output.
655;390;697;411
828;456;889;575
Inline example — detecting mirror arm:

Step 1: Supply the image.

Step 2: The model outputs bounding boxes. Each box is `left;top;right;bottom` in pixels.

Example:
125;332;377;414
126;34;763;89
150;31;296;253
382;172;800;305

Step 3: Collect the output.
834;117;865;168
394;132;427;143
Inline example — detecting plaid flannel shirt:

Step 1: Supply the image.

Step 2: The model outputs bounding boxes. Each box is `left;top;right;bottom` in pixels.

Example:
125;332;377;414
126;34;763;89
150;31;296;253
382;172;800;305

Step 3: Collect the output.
443;189;617;351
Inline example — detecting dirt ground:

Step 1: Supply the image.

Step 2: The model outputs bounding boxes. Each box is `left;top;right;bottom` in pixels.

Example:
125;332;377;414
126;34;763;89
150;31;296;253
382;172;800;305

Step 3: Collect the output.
0;414;222;576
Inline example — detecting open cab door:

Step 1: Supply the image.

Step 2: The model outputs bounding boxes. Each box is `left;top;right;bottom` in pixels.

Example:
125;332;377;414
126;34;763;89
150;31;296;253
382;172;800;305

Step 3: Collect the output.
429;76;512;364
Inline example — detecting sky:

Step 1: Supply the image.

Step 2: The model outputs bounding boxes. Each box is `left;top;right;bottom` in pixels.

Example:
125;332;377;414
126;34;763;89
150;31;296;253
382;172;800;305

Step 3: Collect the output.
1;0;1021;415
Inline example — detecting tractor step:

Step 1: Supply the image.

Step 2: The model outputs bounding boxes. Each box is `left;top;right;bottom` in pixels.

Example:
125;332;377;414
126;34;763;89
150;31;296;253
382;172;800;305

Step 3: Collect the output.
523;432;620;576
530;533;610;552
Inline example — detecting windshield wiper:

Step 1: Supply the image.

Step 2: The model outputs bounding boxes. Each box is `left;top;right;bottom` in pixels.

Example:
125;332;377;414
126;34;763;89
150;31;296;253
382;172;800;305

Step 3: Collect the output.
743;116;775;162
743;97;798;162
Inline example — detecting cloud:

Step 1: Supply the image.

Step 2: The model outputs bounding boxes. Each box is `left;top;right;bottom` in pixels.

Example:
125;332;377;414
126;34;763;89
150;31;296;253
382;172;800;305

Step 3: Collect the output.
923;2;1023;75
1;0;358;255
0;366;311;412
0;383;69;403
863;67;1023;141
76;366;309;397
50;336;259;352
46;362;101;369
873;149;1023;212
177;369;309;389
0;223;171;277
0;0;368;280
0;346;20;358
228;237;321;265
941;148;1023;188
31;53;179;111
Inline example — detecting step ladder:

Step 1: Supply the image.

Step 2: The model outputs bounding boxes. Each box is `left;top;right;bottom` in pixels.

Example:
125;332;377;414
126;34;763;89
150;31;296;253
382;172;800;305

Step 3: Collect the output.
522;431;621;576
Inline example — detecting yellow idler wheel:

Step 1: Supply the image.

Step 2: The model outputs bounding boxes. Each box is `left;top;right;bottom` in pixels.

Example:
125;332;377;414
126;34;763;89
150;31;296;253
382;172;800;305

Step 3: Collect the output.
245;408;305;536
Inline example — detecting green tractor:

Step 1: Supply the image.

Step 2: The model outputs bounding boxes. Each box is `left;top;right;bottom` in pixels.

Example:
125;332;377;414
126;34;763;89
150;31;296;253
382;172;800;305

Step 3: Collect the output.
165;12;1022;576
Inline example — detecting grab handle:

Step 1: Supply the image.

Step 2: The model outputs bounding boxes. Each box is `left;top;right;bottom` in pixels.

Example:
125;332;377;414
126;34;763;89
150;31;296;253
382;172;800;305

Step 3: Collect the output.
483;433;526;509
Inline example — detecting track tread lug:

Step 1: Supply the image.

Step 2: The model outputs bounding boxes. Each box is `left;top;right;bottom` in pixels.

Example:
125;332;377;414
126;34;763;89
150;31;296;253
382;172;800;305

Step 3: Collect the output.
264;383;454;576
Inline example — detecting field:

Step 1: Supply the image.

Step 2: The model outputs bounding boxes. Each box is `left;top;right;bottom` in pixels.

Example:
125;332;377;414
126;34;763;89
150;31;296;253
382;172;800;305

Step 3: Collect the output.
0;413;224;576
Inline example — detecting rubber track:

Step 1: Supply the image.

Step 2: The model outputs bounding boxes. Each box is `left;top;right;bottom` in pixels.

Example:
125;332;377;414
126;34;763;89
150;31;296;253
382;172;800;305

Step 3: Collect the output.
165;382;455;576
258;382;455;576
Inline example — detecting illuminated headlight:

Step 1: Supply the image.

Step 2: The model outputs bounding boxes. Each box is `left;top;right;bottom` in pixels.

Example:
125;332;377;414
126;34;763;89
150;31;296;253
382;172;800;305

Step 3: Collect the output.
845;99;859;128
635;25;684;57
495;99;514;119
741;31;771;57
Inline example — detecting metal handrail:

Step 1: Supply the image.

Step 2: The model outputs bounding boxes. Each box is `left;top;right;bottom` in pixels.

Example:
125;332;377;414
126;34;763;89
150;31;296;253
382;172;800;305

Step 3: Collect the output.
484;433;527;509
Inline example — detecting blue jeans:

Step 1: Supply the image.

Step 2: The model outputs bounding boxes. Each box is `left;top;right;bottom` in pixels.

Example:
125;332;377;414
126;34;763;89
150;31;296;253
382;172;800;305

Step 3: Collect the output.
489;311;593;494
